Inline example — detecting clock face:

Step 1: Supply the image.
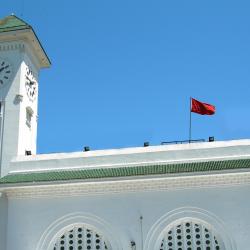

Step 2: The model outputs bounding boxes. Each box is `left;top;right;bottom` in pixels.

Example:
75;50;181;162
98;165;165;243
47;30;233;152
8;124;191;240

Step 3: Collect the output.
25;66;37;101
0;58;12;87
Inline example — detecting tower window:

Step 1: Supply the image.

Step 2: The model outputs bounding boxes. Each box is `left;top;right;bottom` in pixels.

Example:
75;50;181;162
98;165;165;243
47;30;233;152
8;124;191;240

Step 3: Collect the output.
26;107;33;128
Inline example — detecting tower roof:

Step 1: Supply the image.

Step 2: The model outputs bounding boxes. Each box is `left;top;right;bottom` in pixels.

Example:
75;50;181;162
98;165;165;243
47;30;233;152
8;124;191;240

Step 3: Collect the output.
0;15;30;33
0;15;51;68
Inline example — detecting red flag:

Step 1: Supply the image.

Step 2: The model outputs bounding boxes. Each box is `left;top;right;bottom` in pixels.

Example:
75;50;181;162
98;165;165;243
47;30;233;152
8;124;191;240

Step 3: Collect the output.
191;98;215;115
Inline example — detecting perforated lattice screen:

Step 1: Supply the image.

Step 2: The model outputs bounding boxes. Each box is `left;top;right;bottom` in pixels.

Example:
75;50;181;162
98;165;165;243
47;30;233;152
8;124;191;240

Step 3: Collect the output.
160;220;224;250
53;225;111;250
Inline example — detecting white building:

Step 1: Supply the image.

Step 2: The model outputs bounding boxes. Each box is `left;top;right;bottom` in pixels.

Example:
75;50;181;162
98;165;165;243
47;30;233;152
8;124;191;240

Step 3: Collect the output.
0;15;249;250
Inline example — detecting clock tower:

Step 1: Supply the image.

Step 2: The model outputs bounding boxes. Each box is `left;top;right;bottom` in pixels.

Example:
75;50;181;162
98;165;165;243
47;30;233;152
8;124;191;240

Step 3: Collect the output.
0;15;50;176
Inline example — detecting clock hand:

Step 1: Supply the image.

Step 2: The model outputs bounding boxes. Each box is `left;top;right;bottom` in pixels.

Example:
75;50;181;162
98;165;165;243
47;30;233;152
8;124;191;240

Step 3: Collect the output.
26;76;31;82
26;76;36;85
26;77;34;86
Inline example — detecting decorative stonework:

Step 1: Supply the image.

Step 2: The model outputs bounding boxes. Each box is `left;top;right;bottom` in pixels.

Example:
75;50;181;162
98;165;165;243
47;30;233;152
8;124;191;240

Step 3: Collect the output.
0;41;41;68
0;42;25;51
3;171;250;198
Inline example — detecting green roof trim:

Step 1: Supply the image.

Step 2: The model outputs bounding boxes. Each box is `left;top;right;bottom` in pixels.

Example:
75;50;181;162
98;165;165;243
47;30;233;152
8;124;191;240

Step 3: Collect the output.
0;158;250;185
0;15;30;33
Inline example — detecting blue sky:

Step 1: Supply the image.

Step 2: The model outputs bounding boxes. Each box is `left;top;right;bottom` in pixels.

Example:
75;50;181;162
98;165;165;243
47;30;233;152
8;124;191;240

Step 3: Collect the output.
1;1;250;153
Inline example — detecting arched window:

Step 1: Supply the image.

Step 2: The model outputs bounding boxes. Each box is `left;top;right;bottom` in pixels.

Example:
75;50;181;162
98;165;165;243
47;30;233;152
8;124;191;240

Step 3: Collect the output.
159;219;225;250
53;225;111;250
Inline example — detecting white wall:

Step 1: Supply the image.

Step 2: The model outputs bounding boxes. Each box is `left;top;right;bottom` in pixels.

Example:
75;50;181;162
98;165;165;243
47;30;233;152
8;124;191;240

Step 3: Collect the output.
0;42;23;176
0;193;7;250
5;184;250;250
0;41;39;176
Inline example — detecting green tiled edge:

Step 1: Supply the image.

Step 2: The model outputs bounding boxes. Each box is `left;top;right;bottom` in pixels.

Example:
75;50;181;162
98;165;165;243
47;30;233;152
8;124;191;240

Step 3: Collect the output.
0;158;250;184
0;15;30;33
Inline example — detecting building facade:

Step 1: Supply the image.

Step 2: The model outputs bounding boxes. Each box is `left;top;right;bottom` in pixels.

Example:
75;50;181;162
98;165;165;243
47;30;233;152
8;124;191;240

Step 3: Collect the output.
0;15;250;250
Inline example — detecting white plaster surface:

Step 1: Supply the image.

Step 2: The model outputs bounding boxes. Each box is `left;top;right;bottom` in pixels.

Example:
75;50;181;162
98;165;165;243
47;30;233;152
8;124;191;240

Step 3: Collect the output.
0;193;7;250
3;184;250;250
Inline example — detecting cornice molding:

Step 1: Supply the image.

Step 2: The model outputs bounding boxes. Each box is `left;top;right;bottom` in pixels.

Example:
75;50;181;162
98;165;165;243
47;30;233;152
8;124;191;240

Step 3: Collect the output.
2;171;250;198
0;41;25;52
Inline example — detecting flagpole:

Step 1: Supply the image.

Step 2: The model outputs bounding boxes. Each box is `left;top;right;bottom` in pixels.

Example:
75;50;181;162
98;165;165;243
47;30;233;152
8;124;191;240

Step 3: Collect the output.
189;97;192;143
